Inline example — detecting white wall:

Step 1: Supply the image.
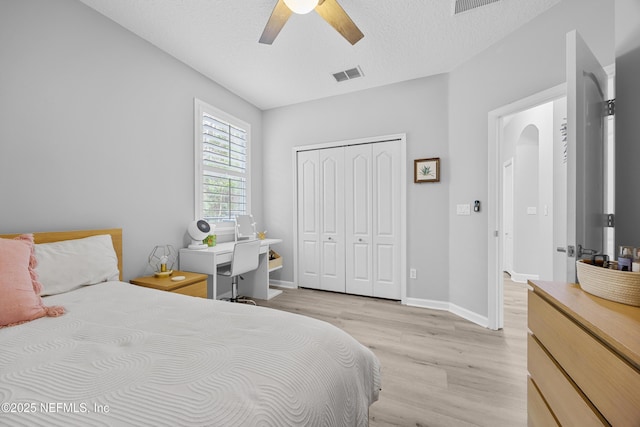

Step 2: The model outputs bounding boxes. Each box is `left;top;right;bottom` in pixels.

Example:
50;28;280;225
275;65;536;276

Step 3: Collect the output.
514;127;540;277
448;0;613;317
0;0;263;280
502;103;555;282
263;75;450;301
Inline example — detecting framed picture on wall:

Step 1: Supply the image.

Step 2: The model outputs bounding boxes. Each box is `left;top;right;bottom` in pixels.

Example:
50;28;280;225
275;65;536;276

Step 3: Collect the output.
414;157;440;183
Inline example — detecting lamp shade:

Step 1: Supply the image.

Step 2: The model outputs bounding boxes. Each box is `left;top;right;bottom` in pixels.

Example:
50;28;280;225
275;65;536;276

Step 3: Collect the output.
283;0;318;14
148;245;177;277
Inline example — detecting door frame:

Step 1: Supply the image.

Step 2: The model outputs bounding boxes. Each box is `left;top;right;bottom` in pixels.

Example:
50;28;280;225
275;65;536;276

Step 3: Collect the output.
502;157;514;276
487;84;566;330
292;133;408;303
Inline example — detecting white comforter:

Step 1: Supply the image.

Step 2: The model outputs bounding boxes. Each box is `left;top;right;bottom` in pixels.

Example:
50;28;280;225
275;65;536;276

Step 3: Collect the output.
0;282;380;426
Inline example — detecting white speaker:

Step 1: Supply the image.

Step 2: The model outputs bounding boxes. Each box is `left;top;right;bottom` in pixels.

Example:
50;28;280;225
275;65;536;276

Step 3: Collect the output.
187;219;211;249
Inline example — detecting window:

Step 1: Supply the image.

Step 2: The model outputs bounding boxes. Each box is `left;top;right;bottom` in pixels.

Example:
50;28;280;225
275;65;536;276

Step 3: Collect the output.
194;99;251;231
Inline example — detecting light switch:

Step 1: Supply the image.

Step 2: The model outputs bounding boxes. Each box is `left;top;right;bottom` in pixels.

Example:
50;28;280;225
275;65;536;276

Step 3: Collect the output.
457;204;471;215
527;207;537;215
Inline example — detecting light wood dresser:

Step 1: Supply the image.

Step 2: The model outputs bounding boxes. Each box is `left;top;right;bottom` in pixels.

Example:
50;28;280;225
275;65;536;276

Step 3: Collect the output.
527;280;640;426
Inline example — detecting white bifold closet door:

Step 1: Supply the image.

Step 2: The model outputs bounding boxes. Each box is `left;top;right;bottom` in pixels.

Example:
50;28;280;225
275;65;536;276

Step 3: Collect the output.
372;141;401;299
319;147;346;292
297;141;401;299
345;142;401;299
297;150;320;289
297;147;346;292
344;144;372;296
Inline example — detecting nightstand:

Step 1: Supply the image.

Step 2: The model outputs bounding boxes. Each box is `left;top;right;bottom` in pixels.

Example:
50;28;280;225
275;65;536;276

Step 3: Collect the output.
130;271;208;298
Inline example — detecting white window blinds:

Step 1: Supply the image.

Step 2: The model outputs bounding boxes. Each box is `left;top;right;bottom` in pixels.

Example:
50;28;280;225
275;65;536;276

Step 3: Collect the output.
195;99;250;224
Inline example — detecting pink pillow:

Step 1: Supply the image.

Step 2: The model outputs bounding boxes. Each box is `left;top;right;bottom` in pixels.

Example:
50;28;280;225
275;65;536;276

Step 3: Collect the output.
0;234;64;328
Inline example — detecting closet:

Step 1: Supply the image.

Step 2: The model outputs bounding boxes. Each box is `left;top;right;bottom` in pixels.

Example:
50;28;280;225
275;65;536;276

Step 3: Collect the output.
296;139;403;300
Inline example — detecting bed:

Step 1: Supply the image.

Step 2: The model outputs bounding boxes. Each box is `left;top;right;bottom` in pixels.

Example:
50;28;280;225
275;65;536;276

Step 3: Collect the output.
0;229;381;426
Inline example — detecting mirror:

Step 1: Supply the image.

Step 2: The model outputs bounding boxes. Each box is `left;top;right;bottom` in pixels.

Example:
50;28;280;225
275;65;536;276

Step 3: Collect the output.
235;215;256;241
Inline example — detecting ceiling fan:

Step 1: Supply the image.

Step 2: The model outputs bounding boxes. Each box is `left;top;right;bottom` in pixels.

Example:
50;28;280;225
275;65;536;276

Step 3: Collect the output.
259;0;364;45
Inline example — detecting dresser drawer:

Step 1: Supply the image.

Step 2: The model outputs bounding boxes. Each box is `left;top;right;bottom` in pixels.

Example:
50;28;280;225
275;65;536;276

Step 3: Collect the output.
527;334;606;426
527;376;558;427
528;291;640;425
173;280;207;298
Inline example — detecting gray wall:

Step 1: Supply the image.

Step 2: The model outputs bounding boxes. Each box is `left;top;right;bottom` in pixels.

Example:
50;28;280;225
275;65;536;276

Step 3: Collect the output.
1;0;626;323
263;0;613;315
0;0;263;280
447;0;613;316
513;126;540;277
615;0;640;251
263;75;451;301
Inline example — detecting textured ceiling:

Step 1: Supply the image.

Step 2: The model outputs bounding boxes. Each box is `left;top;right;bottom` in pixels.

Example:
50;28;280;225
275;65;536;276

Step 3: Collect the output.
78;0;562;110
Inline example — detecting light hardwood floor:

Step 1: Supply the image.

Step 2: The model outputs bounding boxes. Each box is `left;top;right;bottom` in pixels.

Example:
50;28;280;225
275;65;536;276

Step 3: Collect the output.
259;276;528;427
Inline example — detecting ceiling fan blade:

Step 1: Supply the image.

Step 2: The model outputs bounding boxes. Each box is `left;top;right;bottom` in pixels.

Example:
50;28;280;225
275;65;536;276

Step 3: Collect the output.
259;0;293;45
315;0;364;45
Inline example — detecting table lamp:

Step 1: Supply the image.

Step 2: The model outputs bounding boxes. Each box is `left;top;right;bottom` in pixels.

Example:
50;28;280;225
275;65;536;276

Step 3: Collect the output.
148;245;177;277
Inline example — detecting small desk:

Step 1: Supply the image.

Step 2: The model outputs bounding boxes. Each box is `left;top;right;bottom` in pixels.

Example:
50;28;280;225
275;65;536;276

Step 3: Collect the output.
179;238;282;300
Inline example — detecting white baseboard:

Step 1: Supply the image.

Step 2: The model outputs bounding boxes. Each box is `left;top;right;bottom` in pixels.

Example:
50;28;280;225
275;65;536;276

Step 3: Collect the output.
218;288;284;300
449;303;489;328
510;271;539;284
272;286;489;329
216;281;294;300
217;290;232;300
405;298;489;328
269;280;296;289
405;297;450;311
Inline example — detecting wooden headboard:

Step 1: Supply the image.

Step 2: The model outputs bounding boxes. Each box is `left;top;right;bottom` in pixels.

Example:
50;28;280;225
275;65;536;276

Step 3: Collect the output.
0;228;123;280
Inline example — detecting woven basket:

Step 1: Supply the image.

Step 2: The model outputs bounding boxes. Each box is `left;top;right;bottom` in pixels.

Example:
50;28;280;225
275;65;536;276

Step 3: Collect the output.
576;259;640;306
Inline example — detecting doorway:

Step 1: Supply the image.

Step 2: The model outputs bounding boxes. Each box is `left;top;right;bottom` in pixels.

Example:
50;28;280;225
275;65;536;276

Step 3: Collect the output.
501;102;564;284
487;83;566;330
503;158;514;275
500;107;562;335
489;70;615;330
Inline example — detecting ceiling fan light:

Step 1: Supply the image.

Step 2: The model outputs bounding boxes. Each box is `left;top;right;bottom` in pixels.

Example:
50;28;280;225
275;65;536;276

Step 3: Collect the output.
283;0;318;14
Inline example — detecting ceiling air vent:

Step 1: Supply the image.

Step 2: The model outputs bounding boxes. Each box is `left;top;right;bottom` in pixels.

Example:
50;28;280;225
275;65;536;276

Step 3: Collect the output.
454;0;500;14
332;66;364;83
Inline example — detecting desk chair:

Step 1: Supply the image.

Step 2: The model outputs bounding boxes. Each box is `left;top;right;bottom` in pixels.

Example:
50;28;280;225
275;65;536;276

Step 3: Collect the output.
217;239;261;304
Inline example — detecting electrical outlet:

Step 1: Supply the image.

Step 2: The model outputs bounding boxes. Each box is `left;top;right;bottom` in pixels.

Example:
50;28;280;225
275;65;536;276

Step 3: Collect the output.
409;268;417;279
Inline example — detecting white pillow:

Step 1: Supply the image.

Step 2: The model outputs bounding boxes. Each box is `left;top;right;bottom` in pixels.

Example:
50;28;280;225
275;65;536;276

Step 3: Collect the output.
35;234;120;296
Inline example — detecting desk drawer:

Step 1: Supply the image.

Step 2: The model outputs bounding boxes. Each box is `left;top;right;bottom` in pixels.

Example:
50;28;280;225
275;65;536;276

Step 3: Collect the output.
527;334;605;426
216;253;232;264
528;291;640;425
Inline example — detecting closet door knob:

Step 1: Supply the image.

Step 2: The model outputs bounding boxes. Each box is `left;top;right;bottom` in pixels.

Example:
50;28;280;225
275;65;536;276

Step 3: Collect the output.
358;238;363;242
328;237;333;241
